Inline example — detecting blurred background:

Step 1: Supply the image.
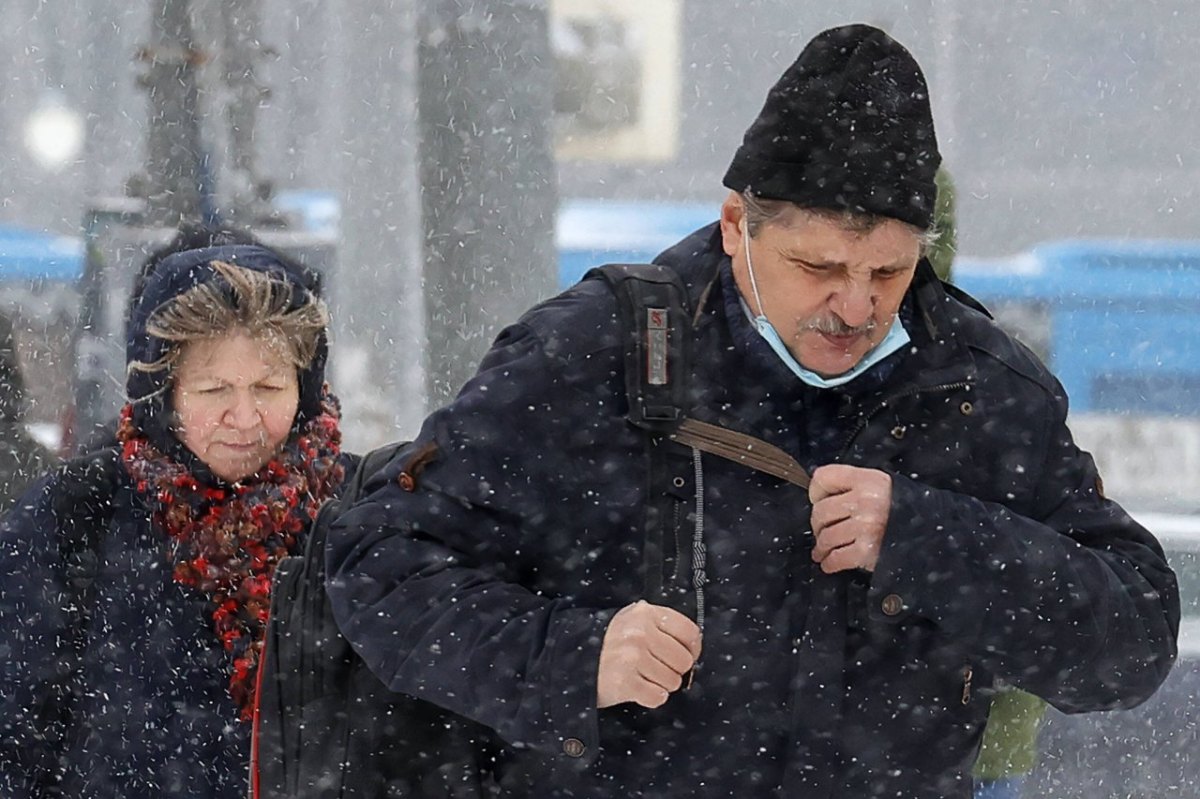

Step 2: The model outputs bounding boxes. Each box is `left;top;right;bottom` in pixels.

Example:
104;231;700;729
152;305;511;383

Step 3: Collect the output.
0;3;1198;793
2;0;1199;454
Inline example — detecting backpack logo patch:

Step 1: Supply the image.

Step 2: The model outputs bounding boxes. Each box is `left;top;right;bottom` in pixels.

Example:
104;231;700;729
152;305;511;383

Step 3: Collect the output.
646;307;669;386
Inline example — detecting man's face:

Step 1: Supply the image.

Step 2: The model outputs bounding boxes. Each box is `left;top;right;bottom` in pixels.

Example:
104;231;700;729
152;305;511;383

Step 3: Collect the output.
720;195;922;377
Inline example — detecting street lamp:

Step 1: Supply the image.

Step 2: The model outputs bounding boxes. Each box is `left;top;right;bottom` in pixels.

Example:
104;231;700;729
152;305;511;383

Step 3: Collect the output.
23;91;84;172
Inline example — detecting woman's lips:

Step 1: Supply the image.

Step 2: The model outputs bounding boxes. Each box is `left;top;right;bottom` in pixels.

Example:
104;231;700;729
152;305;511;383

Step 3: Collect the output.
217;441;260;451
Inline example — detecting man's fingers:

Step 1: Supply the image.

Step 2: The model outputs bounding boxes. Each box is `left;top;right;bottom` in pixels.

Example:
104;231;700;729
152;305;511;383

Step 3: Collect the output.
811;517;856;562
597;601;702;710
810;517;884;573
808;475;835;505
648;632;697;676
629;682;671;709
652;605;703;660
638;654;685;694
809;463;857;504
811;493;854;536
817;544;864;574
811;527;863;574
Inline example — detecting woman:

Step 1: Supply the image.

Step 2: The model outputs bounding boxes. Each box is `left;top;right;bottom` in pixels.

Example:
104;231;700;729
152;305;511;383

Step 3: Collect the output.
0;245;350;797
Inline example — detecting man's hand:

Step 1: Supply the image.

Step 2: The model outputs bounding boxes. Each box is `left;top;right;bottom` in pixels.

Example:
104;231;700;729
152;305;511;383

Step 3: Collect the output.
596;601;702;709
809;464;892;574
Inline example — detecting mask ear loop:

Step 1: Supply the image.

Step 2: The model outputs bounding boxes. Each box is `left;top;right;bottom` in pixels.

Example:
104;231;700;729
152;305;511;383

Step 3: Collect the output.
742;217;768;319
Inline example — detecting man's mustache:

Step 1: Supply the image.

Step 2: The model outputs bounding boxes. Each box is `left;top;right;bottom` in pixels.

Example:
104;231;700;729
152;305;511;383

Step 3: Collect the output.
799;315;878;337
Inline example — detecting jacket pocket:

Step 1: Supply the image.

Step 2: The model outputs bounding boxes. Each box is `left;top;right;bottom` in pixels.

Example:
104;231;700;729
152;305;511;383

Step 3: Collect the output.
637;436;696;604
655;474;695;616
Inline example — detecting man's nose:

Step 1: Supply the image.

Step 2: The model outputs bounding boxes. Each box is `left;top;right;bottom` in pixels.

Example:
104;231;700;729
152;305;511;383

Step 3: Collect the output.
832;279;874;328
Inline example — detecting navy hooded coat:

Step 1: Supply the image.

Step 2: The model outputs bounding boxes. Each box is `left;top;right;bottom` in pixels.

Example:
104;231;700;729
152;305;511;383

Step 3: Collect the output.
326;225;1178;798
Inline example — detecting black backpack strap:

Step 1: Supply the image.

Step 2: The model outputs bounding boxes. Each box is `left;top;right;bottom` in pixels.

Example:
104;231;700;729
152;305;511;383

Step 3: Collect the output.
586;264;691;434
301;442;409;568
588;264;695;610
345;445;405;504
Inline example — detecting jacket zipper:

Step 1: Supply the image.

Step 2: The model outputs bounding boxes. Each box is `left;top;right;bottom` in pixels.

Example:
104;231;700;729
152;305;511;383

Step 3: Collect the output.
837;381;973;459
961;665;973;705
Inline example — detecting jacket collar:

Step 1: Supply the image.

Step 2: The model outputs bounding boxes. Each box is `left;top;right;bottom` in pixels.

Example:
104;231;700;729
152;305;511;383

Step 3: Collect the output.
901;259;979;390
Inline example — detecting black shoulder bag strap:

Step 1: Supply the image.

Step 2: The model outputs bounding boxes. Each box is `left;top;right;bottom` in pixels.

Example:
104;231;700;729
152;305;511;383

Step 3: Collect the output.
37;446;120;795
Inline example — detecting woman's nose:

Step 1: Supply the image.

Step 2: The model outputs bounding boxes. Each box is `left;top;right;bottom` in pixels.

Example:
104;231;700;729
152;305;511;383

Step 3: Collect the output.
223;393;260;429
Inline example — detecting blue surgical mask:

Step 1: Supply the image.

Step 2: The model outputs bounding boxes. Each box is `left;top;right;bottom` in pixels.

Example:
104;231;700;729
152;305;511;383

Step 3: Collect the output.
740;222;910;389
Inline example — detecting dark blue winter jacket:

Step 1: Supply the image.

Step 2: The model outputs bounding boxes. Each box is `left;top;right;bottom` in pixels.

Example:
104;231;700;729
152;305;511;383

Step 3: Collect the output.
0;464;252;797
327;224;1179;798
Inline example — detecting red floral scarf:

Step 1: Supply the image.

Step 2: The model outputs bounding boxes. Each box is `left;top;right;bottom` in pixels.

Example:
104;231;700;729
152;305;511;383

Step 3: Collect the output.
117;395;345;721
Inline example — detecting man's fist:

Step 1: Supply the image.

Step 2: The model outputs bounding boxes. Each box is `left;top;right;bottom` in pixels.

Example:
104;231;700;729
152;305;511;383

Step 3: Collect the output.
809;463;892;574
596;601;702;709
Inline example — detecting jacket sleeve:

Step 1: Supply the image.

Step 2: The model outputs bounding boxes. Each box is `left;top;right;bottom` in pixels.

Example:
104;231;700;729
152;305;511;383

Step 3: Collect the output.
0;473;76;796
869;384;1179;714
326;316;619;765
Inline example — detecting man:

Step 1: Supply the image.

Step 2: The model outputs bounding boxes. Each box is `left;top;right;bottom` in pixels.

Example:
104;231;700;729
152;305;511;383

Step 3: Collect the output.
327;24;1178;798
0;310;51;511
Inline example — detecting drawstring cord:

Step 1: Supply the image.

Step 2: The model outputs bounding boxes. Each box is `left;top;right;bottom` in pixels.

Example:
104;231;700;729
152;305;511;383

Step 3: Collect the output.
690;446;707;632
686;447;706;692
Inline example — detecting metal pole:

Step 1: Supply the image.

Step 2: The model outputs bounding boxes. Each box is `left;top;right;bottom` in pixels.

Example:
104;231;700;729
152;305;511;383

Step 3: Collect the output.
333;0;425;447
139;0;206;226
219;0;276;226
419;0;558;408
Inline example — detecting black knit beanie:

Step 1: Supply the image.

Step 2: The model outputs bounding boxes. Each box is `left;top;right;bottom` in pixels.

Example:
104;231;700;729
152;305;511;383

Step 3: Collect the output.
723;24;941;229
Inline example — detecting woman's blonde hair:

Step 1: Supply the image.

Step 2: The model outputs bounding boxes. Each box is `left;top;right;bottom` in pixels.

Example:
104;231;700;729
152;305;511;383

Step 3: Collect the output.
128;260;328;384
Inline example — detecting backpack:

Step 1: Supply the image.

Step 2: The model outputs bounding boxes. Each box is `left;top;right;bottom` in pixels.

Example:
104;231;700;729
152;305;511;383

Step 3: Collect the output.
250;264;814;797
251;443;498;799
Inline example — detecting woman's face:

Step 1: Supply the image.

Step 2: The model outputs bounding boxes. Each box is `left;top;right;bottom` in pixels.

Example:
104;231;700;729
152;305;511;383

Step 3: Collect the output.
171;332;300;482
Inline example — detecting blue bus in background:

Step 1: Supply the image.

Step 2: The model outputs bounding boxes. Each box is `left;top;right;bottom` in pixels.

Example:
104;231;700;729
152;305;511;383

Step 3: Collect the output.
557;200;1200;417
952;242;1200;416
0;224;82;282
558;200;718;287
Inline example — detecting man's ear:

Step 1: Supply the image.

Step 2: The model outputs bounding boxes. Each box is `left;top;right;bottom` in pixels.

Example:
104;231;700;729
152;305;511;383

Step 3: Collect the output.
719;192;745;258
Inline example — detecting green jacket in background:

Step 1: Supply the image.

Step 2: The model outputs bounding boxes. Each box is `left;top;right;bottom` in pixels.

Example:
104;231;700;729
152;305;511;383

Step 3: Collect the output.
930;166;1049;782
974;688;1049;780
928;166;957;282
